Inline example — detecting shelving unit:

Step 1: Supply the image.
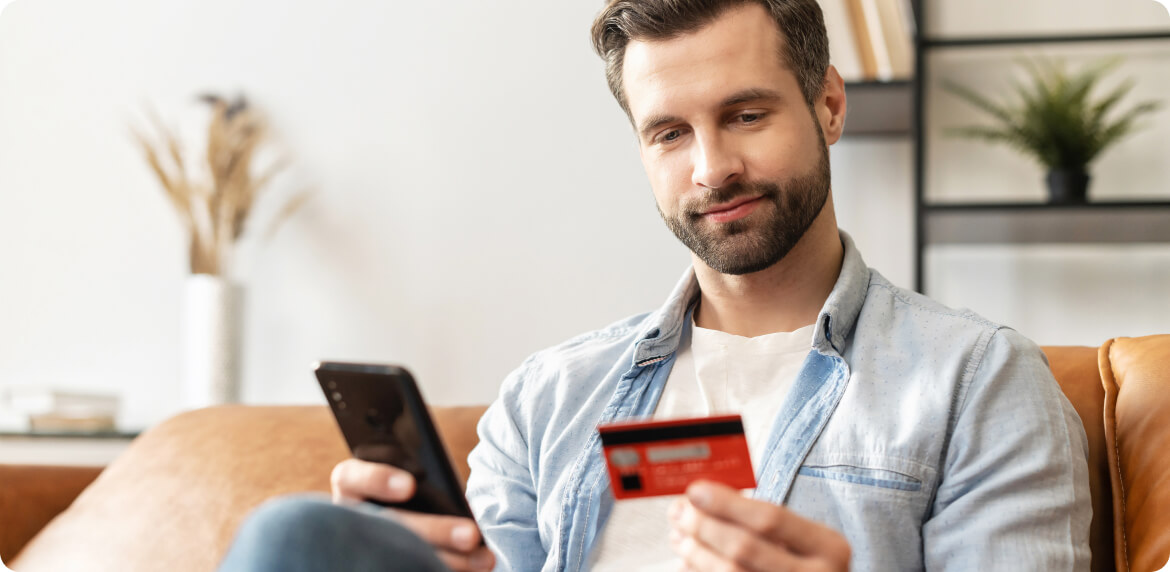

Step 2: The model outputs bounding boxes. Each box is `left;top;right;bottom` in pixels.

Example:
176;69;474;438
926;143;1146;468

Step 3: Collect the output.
909;0;1170;291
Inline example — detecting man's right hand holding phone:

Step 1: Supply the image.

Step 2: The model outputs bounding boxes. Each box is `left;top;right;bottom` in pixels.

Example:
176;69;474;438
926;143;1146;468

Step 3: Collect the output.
330;458;496;572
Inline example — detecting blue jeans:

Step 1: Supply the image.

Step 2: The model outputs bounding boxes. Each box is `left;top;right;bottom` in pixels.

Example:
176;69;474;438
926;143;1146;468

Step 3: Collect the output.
218;494;452;572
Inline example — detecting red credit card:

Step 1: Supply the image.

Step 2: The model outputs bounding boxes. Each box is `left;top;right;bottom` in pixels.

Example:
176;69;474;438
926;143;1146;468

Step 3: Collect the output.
598;414;756;500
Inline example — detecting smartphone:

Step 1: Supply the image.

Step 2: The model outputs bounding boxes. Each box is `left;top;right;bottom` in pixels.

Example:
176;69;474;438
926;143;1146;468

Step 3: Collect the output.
314;361;475;520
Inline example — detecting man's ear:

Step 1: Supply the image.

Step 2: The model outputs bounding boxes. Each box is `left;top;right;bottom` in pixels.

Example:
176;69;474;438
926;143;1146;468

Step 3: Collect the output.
816;65;847;145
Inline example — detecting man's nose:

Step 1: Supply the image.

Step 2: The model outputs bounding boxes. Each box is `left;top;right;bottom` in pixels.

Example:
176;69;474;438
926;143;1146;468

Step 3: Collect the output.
691;132;743;189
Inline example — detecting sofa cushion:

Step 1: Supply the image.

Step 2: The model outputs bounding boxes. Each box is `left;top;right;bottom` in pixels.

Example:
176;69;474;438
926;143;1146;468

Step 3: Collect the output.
1101;335;1170;572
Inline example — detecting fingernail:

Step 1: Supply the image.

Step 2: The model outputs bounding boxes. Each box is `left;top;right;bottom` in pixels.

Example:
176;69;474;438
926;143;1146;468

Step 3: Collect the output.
388;473;412;496
452;523;476;547
688;483;712;508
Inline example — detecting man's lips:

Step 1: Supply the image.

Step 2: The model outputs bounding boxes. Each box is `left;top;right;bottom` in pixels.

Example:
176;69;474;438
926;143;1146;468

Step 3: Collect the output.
700;196;764;223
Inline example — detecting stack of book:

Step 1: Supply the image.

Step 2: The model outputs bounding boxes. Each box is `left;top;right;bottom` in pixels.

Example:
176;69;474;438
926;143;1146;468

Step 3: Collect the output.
821;0;916;82
0;387;120;433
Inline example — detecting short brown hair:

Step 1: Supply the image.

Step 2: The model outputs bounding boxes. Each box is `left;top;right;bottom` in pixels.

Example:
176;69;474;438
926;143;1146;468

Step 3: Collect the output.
590;0;829;118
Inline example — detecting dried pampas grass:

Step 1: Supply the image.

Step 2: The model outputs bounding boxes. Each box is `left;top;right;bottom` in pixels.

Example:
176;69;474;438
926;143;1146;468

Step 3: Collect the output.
132;94;308;275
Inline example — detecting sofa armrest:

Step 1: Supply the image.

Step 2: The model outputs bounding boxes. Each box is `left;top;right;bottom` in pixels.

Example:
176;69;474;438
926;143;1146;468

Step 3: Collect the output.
8;405;488;572
0;464;103;562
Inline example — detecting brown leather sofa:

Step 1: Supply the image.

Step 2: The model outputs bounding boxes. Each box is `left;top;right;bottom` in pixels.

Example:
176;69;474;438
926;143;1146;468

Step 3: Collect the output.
2;335;1167;572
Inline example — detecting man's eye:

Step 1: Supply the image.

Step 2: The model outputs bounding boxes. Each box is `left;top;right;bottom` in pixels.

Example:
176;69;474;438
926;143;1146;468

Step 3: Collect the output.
738;112;764;123
662;130;681;142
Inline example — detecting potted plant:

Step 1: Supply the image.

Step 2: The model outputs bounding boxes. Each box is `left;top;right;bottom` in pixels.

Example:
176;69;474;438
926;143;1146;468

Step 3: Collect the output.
943;57;1161;204
132;94;308;408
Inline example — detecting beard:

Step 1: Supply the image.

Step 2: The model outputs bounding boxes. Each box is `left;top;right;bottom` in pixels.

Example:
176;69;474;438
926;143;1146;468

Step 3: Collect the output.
658;135;832;276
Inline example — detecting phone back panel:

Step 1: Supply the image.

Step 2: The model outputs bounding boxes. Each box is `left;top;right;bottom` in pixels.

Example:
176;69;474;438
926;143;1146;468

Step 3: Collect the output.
315;362;472;518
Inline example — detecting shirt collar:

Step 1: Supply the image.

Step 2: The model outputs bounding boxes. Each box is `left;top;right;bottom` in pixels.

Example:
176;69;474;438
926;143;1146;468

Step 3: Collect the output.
813;231;870;355
632;230;870;366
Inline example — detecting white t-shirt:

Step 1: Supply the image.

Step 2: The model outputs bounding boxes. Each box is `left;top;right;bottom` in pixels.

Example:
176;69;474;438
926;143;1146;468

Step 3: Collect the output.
589;319;815;571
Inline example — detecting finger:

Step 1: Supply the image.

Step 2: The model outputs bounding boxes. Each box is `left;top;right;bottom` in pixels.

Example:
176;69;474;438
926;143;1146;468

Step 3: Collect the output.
392;511;485;552
435;545;496;572
670;525;754;572
685;480;849;562
670;498;803;572
330;458;415;504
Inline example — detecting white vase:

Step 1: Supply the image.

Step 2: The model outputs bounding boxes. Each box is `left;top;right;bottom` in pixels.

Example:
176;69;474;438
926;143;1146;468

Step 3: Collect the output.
181;274;244;409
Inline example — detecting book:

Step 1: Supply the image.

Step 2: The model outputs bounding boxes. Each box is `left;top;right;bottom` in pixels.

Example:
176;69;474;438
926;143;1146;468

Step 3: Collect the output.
846;0;882;80
3;387;120;417
819;0;866;82
28;412;118;433
0;408;29;432
1;387;120;434
875;0;916;80
846;0;916;81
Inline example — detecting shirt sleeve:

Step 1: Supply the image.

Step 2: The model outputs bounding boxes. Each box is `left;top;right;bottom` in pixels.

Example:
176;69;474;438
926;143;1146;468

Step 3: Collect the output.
922;328;1093;571
465;363;547;572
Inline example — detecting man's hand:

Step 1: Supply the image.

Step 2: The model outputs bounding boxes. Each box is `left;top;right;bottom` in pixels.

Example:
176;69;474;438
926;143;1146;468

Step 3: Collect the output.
668;480;851;572
331;458;496;572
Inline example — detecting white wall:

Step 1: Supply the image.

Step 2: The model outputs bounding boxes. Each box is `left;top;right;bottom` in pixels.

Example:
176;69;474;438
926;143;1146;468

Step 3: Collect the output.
0;0;1166;430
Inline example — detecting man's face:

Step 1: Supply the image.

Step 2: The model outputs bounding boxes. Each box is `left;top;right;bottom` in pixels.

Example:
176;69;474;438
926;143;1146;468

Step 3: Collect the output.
622;3;833;275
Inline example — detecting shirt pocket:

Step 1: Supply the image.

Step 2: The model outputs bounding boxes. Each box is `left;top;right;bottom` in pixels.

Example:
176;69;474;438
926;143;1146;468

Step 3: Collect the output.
786;456;935;572
792;453;935;500
797;464;922;492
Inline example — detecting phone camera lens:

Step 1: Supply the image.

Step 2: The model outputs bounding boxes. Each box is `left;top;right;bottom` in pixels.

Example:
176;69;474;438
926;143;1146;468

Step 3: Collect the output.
332;391;343;402
327;381;337;390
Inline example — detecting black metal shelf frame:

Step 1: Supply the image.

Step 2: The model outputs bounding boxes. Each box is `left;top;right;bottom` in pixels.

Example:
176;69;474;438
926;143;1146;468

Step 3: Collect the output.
912;0;928;291
924;200;1170;212
909;2;1170;291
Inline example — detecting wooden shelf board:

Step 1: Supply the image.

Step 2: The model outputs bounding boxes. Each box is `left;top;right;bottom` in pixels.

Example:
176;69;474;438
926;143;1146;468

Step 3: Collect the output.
923;30;1170;49
0;430;140;440
842;81;913;137
924;201;1170;244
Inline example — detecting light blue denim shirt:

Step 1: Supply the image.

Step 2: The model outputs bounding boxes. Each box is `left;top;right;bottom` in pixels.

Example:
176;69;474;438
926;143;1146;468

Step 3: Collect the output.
466;232;1092;572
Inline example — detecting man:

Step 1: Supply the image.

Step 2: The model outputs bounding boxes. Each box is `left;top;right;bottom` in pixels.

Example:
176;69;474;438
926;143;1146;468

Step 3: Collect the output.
220;1;1091;570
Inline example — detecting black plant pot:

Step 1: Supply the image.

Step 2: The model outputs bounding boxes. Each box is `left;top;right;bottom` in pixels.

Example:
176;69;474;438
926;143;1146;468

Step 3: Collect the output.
1046;168;1091;204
